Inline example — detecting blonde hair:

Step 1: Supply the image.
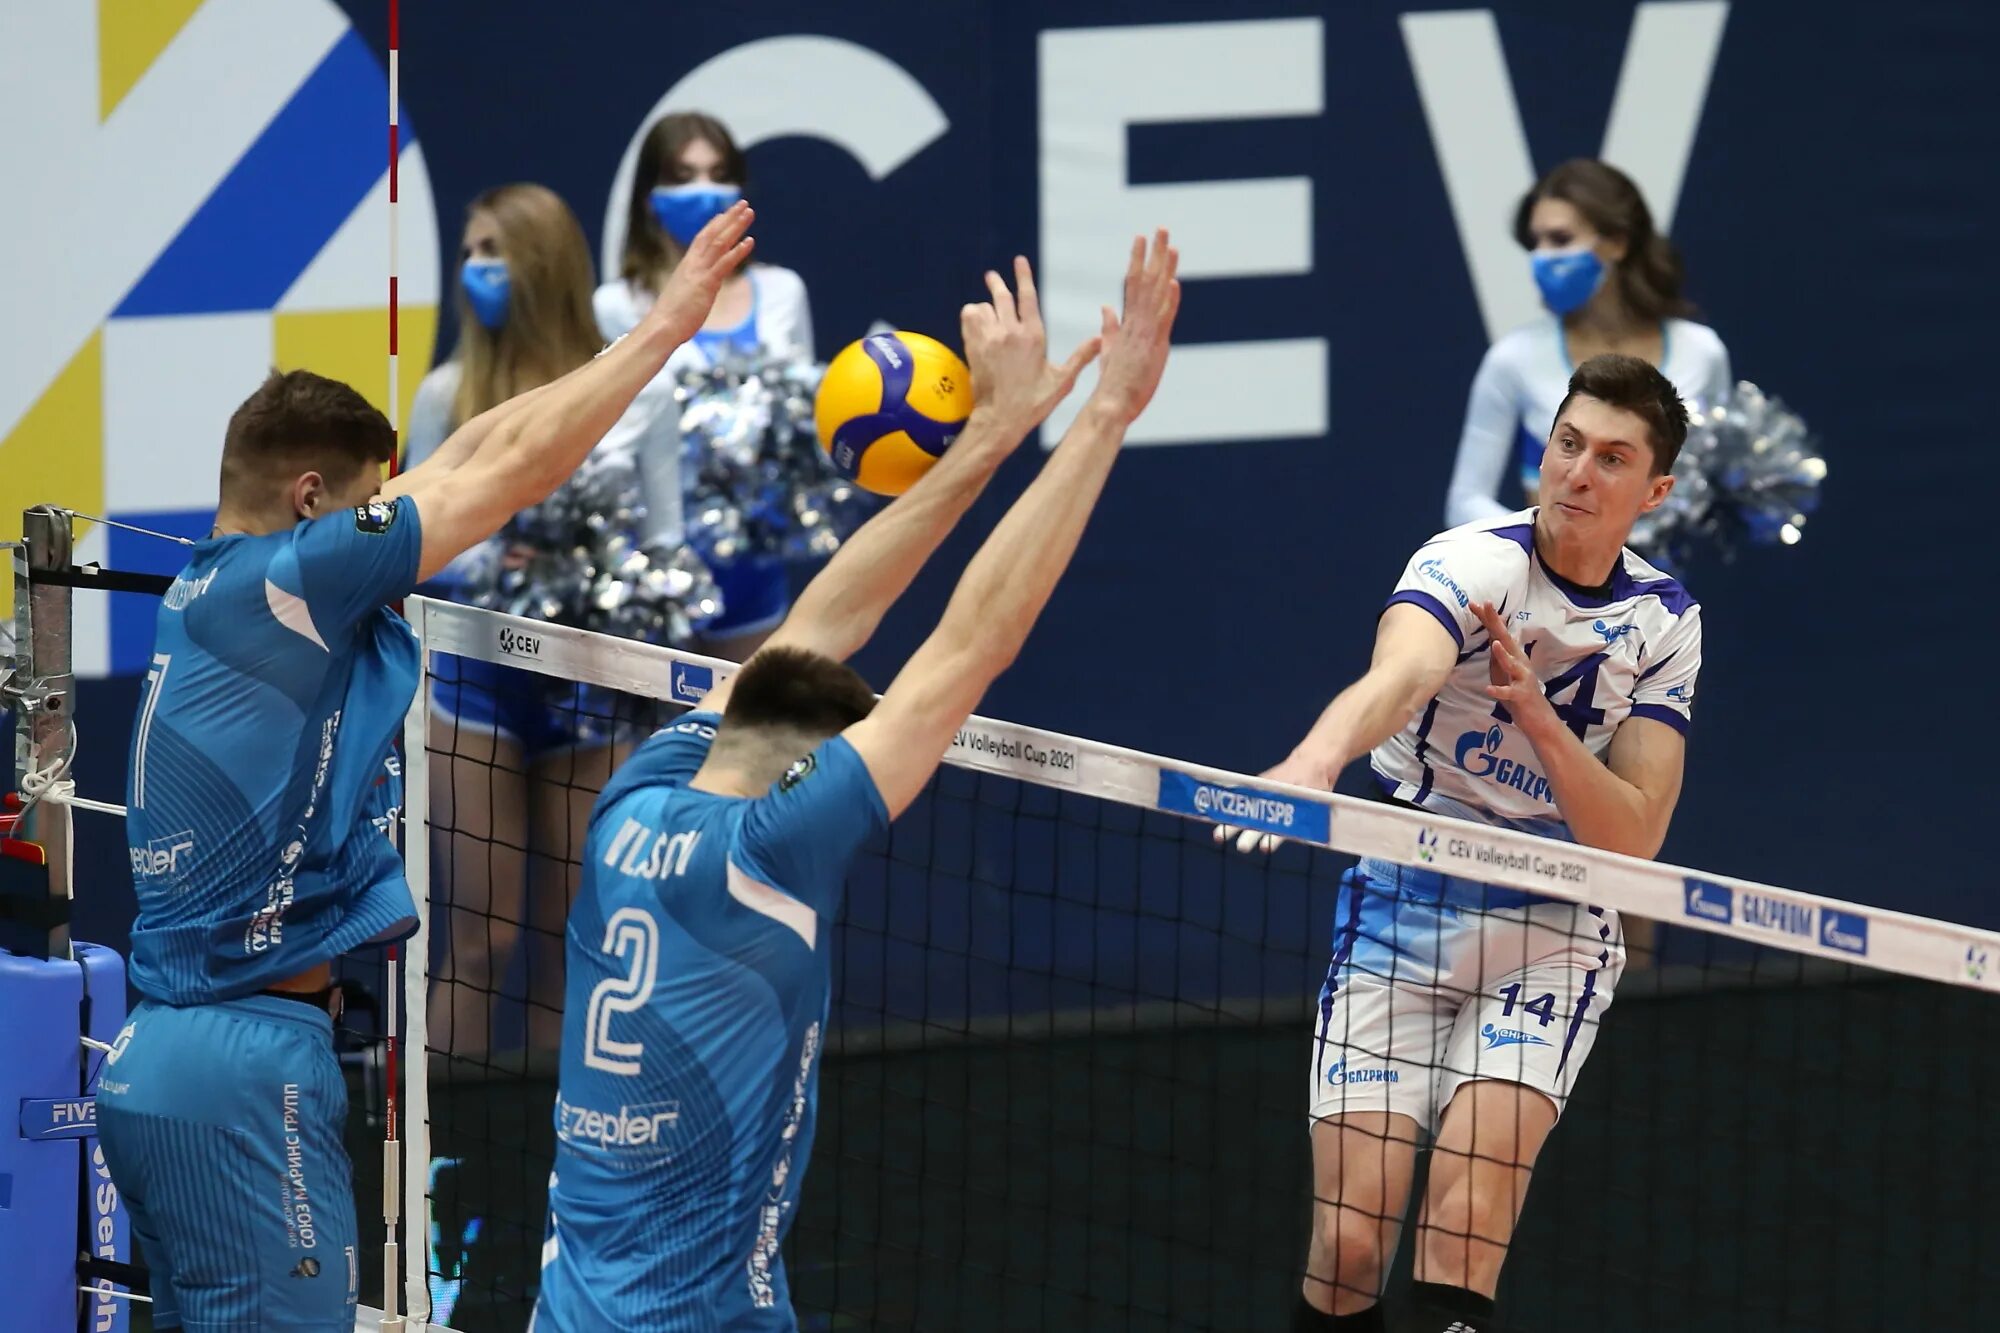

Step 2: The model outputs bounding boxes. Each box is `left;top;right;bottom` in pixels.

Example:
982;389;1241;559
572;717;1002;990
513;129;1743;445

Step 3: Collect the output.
451;183;603;426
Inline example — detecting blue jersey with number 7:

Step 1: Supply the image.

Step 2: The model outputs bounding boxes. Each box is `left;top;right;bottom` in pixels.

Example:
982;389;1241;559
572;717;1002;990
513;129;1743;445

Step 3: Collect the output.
124;496;423;1003
534;710;889;1333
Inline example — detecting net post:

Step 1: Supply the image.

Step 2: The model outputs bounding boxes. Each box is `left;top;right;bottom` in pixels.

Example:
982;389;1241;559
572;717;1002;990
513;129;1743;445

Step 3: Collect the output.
4;536;21;803
399;596;435;1324
18;505;75;961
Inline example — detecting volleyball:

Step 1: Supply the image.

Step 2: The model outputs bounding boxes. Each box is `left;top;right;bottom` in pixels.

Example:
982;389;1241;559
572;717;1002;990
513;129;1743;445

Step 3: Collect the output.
814;331;973;496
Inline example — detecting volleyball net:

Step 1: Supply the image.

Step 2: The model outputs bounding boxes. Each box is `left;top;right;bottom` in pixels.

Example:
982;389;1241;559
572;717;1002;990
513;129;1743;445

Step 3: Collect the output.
404;595;2000;1332
8;524;2000;1331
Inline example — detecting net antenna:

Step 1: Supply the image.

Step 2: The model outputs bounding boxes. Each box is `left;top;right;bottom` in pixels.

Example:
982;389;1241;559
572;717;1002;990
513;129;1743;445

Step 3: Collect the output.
381;1;411;1325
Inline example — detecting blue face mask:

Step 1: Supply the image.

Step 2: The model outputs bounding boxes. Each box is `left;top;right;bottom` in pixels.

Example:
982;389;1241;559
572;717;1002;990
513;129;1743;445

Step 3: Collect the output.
649;183;742;246
1530;248;1607;316
460;258;510;331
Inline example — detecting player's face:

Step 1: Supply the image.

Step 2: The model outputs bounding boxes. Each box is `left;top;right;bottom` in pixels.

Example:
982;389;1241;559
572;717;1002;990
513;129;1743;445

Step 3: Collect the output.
1538;395;1673;542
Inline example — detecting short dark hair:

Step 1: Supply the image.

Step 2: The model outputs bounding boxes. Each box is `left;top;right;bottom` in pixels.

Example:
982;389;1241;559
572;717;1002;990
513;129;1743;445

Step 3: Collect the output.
1553;354;1689;475
720;647;875;740
220;369;395;506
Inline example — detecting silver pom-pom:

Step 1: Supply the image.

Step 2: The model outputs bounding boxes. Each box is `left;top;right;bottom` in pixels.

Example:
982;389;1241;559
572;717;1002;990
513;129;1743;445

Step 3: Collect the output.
677;350;876;568
1629;381;1826;570
466;450;723;646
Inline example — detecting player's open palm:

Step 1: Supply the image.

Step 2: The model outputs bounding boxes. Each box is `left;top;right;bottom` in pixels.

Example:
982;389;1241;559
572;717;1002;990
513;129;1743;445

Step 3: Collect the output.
1472;601;1551;724
962;256;1101;436
1091;229;1181;424
650;201;756;345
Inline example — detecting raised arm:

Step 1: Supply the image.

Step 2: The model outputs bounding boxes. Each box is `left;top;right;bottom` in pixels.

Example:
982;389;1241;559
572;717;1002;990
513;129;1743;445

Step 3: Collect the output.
1214;602;1458;852
1279;605;1459;788
381;202;755;583
1473;600;1685;857
840;231;1181;818
698;255;1099;717
395;378;561;487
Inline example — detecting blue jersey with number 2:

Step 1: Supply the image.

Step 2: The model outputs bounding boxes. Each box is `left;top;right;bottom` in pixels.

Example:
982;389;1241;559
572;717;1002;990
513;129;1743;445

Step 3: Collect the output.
534;711;888;1333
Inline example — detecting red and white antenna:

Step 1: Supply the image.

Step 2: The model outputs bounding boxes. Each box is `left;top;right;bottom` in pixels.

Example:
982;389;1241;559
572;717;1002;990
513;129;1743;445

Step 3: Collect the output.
380;4;408;1329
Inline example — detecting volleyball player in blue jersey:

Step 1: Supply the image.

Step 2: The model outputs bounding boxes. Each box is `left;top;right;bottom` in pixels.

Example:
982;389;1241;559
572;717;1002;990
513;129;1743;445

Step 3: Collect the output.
531;233;1181;1332
93;205;758;1332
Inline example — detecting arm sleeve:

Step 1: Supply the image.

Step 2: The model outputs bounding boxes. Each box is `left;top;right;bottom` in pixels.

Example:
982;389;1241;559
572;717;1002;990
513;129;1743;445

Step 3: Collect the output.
1444;345;1521;527
1629;605;1702;735
1381;530;1516;651
757;267;815;361
734;734;889;918
288;495;424;634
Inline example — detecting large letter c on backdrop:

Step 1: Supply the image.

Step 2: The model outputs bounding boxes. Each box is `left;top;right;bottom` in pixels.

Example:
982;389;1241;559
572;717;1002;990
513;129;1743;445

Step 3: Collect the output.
599;35;950;279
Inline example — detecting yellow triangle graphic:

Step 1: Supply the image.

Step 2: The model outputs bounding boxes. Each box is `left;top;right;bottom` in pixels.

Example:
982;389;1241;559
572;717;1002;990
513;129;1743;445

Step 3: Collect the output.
98;0;208;122
0;333;105;542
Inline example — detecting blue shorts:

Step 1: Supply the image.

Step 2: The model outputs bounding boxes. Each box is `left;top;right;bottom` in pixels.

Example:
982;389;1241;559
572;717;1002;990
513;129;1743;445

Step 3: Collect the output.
431;653;647;756
96;996;358;1333
704;554;790;638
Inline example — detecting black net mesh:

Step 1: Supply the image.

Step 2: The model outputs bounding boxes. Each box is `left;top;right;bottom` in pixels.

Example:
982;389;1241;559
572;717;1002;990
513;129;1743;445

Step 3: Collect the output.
410;621;2000;1332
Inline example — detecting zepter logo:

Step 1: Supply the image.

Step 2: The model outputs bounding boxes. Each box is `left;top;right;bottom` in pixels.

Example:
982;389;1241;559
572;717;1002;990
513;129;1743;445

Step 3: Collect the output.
0;0;439;677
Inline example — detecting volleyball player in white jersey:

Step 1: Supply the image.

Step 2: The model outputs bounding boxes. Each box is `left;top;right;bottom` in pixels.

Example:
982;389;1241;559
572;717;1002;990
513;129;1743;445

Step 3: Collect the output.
1243;354;1702;1333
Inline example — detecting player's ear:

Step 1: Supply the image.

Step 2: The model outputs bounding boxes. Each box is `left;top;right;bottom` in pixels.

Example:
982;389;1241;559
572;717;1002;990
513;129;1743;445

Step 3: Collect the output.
1639;470;1675;514
292;471;327;521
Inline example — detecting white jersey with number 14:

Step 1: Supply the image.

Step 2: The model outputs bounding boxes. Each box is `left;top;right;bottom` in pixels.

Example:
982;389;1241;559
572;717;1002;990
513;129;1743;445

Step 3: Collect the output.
1370;510;1702;841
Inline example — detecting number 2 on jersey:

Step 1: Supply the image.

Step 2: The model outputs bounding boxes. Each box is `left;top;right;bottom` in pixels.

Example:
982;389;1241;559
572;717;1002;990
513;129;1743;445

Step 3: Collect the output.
584;907;660;1075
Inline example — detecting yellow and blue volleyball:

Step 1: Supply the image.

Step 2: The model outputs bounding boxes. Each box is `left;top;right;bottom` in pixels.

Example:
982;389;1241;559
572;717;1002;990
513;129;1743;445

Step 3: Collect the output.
814;331;972;496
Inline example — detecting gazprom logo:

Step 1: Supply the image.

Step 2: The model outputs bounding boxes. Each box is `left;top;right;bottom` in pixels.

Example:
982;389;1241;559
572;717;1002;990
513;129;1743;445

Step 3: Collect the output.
1741;892;1814;939
1415;557;1469;609
1453;725;1551;803
1325;1061;1399;1086
670;662;714;706
1819;908;1869;958
1683;878;1733;924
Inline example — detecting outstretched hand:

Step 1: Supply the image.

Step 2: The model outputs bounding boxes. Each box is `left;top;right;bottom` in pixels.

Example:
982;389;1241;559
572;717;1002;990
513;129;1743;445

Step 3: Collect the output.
960;255;1101;439
648;201;756;344
1211;751;1333;855
1089;229;1181;424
